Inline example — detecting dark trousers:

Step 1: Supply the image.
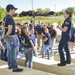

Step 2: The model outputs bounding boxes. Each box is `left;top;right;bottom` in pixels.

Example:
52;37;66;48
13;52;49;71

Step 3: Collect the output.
58;37;71;64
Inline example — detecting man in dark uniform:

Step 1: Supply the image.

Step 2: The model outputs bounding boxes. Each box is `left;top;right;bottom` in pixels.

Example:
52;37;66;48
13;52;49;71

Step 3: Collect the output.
36;20;44;49
57;10;72;66
3;4;23;72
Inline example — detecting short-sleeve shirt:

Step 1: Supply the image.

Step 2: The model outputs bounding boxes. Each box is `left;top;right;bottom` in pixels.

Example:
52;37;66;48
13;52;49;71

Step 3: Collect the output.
22;35;32;48
28;35;36;46
49;29;57;37
62;18;72;38
4;15;15;35
43;33;51;45
36;25;44;35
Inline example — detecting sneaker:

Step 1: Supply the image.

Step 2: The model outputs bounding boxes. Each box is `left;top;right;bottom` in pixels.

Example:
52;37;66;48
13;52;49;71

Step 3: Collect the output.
13;68;23;72
57;63;66;66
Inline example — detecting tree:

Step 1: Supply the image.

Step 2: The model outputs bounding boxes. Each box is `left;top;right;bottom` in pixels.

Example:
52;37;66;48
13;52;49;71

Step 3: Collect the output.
0;6;6;20
54;12;59;16
59;12;64;15
67;7;74;14
36;8;44;13
44;8;50;13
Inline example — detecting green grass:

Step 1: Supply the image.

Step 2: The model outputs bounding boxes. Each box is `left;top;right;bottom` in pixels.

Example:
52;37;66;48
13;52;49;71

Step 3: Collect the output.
14;16;75;24
22;18;65;24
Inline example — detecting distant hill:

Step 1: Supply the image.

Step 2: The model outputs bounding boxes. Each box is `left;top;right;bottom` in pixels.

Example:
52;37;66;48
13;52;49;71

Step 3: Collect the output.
62;7;75;11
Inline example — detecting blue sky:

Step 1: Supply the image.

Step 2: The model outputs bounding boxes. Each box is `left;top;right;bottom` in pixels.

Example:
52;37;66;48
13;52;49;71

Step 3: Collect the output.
0;0;75;12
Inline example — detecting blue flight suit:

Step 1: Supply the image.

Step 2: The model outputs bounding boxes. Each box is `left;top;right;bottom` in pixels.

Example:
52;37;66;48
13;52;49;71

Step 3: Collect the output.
58;18;71;64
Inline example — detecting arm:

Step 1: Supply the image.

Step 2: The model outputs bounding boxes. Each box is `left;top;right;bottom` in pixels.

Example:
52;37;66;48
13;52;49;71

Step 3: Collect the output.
43;38;48;42
0;41;4;50
4;25;12;38
57;26;68;32
29;40;35;50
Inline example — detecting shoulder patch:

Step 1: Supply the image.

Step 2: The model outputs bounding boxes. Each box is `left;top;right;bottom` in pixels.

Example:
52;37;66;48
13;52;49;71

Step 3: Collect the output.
65;21;69;25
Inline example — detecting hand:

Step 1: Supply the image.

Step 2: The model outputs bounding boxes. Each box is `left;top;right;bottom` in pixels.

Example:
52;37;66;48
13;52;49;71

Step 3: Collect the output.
58;21;61;25
2;36;5;41
33;47;36;51
57;25;60;29
0;46;4;50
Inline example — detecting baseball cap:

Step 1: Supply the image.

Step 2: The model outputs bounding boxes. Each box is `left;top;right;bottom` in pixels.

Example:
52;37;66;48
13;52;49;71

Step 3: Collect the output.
30;19;34;23
6;4;18;11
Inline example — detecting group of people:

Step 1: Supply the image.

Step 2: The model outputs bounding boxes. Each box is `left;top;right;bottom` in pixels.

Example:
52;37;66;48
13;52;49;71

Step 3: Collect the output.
0;4;75;72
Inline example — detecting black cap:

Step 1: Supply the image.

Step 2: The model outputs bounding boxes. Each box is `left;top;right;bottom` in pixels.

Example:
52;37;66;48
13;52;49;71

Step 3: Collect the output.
6;4;17;11
30;19;34;23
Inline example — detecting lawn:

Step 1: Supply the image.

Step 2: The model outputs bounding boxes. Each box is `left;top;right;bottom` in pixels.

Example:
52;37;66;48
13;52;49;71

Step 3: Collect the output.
14;16;75;24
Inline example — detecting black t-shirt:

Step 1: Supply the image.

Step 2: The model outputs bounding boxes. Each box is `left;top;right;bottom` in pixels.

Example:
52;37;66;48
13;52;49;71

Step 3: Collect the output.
43;33;50;45
49;29;57;37
36;25;44;35
4;15;15;35
62;18;72;38
22;35;32;48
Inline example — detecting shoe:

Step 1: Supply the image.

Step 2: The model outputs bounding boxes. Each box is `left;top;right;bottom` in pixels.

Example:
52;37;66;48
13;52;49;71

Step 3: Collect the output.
13;68;23;72
57;63;66;66
47;58;50;60
66;61;71;64
8;67;12;69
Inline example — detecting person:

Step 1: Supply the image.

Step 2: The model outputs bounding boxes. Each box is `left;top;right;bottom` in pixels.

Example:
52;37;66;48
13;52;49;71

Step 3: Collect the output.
57;10;72;66
36;20;44;50
42;28;51;60
3;4;23;72
22;27;36;68
0;22;5;60
29;19;34;31
69;23;75;51
49;25;57;57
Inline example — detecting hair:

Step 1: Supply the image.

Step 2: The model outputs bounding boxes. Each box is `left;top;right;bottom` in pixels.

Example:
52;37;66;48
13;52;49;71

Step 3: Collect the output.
65;10;72;18
0;21;3;25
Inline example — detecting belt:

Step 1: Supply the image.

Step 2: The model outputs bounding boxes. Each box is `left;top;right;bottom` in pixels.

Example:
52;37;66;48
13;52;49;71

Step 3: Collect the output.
8;35;15;37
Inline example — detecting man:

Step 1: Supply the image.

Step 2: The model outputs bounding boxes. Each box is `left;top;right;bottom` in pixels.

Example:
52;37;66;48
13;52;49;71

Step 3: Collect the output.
42;28;51;60
29;19;34;31
49;25;57;57
36;21;44;49
3;4;23;72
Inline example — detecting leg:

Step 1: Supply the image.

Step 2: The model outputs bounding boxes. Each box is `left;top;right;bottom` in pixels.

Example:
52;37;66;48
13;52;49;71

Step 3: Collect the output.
58;38;68;64
64;43;71;63
47;49;50;59
28;49;33;68
25;53;29;67
50;38;56;56
11;45;18;70
6;42;12;68
42;45;50;58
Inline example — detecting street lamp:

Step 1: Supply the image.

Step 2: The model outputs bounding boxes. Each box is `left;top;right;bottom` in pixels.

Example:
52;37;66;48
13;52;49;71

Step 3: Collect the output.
31;0;35;18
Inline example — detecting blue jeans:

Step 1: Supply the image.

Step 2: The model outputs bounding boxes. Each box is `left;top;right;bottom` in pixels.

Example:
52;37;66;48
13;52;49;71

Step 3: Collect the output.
5;36;18;70
42;45;50;59
24;48;33;69
49;38;56;56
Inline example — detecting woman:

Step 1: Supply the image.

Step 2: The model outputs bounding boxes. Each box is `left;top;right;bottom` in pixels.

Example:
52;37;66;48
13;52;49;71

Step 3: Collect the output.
22;27;36;69
57;10;72;66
